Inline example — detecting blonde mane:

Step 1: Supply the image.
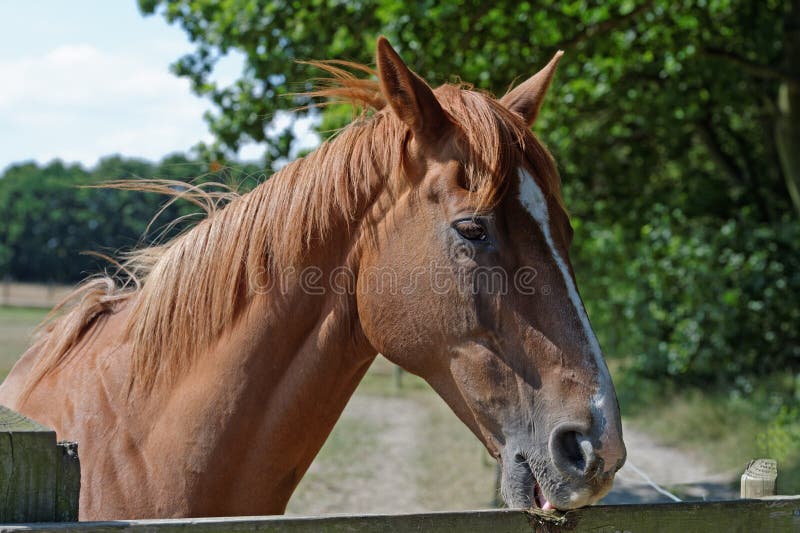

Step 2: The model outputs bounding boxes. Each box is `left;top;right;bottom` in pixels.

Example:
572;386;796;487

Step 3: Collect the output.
24;61;562;392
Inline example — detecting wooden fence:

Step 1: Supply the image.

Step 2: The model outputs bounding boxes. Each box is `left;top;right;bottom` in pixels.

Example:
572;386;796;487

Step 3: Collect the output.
0;407;79;524
1;499;799;532
0;282;72;309
1;406;799;532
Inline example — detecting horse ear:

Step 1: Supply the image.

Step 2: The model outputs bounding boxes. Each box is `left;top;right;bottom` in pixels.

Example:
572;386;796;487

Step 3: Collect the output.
500;51;564;127
376;36;447;142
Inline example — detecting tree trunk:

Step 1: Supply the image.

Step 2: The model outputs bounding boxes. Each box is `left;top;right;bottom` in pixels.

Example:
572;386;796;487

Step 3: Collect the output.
776;0;800;217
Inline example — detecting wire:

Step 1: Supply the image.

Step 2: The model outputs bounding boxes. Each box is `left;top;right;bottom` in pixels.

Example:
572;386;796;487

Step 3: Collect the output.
624;460;683;502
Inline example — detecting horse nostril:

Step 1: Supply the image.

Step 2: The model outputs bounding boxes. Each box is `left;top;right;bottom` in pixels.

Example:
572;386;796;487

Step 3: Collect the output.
561;431;586;471
550;425;595;475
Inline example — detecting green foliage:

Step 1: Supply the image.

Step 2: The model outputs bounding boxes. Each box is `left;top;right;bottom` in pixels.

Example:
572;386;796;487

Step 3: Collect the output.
2;0;792;409
135;0;799;405
576;209;800;384
139;0;795;222
0;155;261;283
759;404;800;464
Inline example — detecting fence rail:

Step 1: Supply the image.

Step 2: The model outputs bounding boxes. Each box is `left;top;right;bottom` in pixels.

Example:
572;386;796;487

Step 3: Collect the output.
2;400;800;532
2;498;800;533
0;281;72;309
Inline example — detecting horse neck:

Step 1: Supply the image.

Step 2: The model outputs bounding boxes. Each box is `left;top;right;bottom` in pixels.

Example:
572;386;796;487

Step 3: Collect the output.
131;267;376;512
132;169;390;515
138;118;399;412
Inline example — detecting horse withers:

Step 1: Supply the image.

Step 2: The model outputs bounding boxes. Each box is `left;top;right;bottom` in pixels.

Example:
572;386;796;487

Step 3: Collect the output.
0;37;625;519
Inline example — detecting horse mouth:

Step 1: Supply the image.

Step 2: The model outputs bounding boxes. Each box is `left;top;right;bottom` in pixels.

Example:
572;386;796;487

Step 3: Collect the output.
533;480;554;510
516;456;555;511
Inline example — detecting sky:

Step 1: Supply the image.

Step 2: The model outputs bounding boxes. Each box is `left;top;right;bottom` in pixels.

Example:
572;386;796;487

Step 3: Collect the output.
0;1;315;172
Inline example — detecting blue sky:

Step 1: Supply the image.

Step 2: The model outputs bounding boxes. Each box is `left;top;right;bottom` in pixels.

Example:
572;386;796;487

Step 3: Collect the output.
0;1;313;171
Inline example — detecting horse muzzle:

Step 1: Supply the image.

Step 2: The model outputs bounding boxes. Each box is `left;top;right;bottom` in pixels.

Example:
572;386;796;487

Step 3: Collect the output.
499;421;625;510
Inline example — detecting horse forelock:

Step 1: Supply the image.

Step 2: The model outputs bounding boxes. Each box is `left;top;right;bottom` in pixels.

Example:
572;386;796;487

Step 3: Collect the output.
304;61;562;210
23;61;563;393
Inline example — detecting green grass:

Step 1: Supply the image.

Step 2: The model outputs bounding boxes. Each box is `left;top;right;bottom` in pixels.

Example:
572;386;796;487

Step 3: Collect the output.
0;306;47;380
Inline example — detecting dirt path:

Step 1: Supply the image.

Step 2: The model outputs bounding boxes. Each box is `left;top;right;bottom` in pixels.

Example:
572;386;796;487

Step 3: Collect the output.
602;422;738;504
286;394;428;514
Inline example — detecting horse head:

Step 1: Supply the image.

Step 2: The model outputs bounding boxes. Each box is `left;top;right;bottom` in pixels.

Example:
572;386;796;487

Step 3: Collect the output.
356;38;626;510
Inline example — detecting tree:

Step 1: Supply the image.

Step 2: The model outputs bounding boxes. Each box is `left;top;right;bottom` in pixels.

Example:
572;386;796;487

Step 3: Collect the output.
139;0;798;220
0;155;261;283
134;2;800;388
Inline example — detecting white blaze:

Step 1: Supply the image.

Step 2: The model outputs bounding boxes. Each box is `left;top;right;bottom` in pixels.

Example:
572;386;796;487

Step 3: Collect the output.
517;168;612;407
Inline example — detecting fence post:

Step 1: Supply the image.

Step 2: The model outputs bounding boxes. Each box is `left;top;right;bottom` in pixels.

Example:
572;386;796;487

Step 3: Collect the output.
0;406;80;522
1;278;9;307
740;458;777;498
393;366;404;390
56;441;81;521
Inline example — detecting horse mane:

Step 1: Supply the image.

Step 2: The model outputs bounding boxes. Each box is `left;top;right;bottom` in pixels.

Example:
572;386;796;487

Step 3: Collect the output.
23;61;562;393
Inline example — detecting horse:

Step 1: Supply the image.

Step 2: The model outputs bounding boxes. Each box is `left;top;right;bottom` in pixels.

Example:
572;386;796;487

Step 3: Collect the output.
0;37;626;520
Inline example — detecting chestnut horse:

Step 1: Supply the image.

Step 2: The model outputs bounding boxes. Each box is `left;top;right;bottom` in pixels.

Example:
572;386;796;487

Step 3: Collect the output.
0;38;625;519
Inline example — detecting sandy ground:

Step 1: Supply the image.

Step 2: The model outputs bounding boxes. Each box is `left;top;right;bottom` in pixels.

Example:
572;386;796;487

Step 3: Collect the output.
287;394;428;514
604;422;738;504
286;390;738;515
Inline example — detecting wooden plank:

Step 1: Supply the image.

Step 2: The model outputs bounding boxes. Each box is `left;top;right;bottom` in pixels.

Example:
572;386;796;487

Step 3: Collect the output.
543;498;800;532
55;442;80;522
741;458;778;498
2;498;799;533
0;406;58;523
0;510;531;533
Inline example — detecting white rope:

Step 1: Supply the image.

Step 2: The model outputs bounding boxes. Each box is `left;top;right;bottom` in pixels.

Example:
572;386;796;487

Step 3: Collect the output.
624;460;683;502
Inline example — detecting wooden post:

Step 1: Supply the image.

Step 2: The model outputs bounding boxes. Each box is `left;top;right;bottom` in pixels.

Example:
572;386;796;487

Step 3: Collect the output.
56;441;80;521
393;366;404;390
0;406;80;522
1;278;9;307
46;282;55;305
491;463;502;508
741;458;777;498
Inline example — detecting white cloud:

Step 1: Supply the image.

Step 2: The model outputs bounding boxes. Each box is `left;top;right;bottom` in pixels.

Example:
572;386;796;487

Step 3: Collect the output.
0;42;213;168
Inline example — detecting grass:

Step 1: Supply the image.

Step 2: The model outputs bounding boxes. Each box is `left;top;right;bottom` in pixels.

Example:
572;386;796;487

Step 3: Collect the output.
0;306;47;380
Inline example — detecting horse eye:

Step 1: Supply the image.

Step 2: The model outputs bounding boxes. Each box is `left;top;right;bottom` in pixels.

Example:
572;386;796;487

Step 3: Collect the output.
454;220;487;241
